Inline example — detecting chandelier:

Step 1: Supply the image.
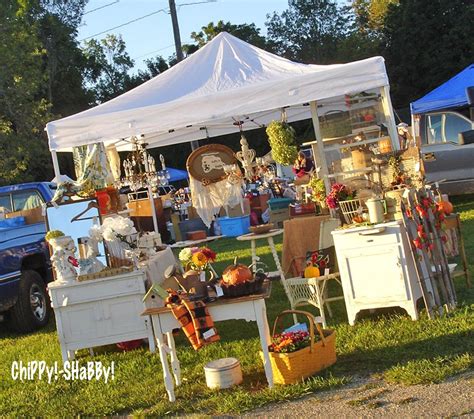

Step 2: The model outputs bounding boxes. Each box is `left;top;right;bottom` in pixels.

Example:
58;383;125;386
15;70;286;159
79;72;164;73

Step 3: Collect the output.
119;137;167;192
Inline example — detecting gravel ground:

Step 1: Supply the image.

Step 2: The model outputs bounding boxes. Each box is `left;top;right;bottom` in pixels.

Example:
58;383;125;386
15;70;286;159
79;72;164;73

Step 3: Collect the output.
247;371;474;418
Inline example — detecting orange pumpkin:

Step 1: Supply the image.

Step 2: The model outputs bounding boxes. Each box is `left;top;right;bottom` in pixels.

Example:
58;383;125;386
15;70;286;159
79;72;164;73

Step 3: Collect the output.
438;200;454;215
304;264;320;278
222;257;253;286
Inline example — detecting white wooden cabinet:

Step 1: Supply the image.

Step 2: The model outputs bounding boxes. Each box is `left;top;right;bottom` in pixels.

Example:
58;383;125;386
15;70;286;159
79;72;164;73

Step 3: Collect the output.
332;221;422;325
48;270;156;362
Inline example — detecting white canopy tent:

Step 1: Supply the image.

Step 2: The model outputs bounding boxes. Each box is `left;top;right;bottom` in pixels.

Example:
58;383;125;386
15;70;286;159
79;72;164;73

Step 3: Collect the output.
46;31;398;196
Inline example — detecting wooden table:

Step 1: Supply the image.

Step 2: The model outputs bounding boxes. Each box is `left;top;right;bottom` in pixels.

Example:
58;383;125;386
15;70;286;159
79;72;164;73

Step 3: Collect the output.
142;283;273;402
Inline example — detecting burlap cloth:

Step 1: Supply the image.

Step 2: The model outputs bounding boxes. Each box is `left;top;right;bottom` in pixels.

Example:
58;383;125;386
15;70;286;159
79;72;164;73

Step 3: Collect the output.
282;215;330;277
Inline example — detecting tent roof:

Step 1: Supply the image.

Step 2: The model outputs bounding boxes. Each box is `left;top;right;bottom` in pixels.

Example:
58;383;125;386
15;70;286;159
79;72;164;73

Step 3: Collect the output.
410;64;474;114
46;32;389;152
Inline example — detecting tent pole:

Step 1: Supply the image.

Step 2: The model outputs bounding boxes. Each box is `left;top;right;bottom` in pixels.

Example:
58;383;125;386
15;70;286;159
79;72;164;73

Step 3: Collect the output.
309;101;331;195
380;85;400;151
51;150;61;181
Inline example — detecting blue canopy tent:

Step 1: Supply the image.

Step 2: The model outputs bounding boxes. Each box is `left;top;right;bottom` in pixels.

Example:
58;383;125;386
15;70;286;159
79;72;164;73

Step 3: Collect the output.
167;167;188;183
411;64;474;114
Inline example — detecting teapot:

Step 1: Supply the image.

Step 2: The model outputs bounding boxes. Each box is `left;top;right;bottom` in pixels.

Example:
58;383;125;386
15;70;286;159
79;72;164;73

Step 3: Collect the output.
366;197;387;224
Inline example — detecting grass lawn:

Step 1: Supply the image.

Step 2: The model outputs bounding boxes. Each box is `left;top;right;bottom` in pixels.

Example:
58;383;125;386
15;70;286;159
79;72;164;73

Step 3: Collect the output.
0;198;473;416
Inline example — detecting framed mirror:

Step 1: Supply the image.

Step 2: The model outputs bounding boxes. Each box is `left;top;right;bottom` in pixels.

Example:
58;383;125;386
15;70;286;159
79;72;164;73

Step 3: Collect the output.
45;199;108;267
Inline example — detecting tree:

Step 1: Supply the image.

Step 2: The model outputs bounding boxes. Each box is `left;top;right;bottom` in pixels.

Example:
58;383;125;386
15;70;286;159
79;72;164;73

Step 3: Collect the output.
30;0;94;116
265;0;352;64
0;1;53;185
383;0;474;107
352;0;399;33
189;20;269;49
83;34;134;103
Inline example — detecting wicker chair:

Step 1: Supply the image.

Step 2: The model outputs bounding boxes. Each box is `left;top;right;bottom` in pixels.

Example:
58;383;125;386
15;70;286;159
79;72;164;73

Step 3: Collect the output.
282;218;344;327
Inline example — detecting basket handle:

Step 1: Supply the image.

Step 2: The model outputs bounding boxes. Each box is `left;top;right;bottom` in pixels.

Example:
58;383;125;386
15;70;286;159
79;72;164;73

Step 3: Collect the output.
272;309;326;353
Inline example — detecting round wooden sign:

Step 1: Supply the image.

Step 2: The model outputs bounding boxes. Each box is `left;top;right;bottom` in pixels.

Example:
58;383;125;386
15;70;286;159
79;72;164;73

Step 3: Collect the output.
186;144;237;185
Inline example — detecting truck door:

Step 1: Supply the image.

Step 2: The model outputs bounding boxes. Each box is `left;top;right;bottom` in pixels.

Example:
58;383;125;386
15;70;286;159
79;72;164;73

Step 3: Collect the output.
421;111;474;192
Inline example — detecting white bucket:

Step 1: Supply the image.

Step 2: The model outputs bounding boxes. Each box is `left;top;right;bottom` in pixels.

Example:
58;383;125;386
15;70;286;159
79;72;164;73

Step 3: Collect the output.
204;357;243;389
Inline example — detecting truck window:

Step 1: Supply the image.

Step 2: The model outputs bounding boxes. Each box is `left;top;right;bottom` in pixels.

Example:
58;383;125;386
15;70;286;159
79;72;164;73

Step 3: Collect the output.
444;113;472;143
12;190;44;211
426;114;443;144
0;194;12;212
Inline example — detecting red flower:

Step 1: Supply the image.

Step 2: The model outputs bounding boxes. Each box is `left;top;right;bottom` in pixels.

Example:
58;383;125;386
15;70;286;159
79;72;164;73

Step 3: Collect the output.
200;247;216;262
416;205;427;218
427;243;434;251
406;208;412;218
413;238;423;249
441;235;448;243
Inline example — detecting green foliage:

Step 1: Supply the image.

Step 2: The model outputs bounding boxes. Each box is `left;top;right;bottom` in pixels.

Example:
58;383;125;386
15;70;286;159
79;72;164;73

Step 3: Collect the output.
186;20;269;50
83;34;134;103
383;0;474;107
0;0;53;185
266;0;352;64
352;0;399;33
266;121;298;165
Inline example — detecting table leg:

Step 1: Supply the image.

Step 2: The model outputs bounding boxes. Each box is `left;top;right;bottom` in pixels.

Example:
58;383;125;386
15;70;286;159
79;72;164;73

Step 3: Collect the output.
166;332;181;386
267;236;297;323
251;239;257;273
254;299;273;388
67;350;75;360
156;332;175;402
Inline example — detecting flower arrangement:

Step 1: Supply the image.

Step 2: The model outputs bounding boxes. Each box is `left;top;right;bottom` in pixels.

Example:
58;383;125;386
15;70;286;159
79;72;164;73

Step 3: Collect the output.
89;216;138;249
308;175;326;203
325;183;356;209
269;330;311;353
45;230;65;242
178;246;217;272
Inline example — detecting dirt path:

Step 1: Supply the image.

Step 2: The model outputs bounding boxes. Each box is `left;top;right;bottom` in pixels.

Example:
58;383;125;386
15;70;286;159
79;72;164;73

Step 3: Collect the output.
247;372;474;417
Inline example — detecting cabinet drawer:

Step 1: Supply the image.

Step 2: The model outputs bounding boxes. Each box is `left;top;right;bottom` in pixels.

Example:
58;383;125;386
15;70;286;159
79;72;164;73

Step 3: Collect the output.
50;273;145;307
333;225;403;250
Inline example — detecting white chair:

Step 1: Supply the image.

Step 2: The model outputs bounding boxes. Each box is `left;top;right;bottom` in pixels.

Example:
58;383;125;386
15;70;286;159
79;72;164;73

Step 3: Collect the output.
282;218;344;327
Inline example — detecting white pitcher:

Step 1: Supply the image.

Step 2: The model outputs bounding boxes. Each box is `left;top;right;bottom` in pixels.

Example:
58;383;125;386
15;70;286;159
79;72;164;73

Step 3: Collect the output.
366;198;387;224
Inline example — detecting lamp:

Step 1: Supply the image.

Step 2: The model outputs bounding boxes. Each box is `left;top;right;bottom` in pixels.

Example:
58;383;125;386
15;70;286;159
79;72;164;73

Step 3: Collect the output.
119;137;159;191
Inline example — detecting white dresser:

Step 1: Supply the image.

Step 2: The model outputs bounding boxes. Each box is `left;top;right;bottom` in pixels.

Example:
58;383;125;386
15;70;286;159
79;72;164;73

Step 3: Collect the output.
48;270;156;362
332;221;422;325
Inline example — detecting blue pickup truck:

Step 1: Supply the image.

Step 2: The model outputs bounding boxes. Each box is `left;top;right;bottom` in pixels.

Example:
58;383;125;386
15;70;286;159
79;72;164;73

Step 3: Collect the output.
0;182;56;332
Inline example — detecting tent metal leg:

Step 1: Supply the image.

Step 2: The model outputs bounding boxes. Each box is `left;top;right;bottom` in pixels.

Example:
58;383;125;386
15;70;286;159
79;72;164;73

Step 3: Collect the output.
51;150;61;181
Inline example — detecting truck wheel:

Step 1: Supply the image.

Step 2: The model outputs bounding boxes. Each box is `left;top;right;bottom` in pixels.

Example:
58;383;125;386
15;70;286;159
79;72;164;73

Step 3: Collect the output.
8;270;51;333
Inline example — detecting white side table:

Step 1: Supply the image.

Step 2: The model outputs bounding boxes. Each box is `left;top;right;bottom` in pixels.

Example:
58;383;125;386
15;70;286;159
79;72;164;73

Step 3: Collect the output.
236;229;284;278
142;285;273;402
48;270;156;362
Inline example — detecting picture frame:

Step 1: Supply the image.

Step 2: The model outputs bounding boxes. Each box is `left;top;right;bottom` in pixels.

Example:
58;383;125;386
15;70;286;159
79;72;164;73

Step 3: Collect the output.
186;144;237;185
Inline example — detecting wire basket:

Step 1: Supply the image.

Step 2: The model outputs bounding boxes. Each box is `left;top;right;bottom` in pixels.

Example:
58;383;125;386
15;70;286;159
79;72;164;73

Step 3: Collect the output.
339;198;364;224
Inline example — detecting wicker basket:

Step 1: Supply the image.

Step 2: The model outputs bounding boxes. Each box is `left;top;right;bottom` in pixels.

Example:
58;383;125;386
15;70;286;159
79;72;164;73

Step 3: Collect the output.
261;310;336;385
339;198;364;224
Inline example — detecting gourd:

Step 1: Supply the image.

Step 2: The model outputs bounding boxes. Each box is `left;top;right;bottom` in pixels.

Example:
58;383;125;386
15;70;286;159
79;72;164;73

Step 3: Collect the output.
266;121;298;165
304;264;320;278
222;257;253;286
438;200;454;215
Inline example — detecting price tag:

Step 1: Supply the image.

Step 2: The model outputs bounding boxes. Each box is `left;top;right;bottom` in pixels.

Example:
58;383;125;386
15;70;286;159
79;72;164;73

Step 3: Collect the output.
215;285;224;297
200;271;206;282
324;268;330;276
203;328;216;340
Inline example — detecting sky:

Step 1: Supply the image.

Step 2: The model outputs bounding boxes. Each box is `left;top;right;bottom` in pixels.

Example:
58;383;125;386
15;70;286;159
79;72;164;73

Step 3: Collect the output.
77;0;290;72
